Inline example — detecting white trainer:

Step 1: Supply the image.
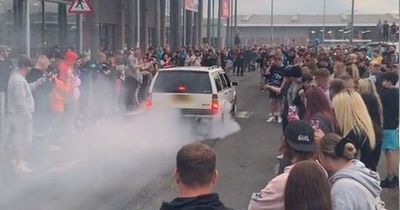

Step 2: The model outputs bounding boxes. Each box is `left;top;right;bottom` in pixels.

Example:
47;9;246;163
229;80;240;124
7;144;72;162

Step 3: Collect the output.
266;116;276;123
277;116;282;124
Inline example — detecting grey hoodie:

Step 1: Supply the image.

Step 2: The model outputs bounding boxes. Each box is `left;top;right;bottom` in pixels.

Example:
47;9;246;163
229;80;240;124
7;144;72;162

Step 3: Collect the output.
330;159;382;210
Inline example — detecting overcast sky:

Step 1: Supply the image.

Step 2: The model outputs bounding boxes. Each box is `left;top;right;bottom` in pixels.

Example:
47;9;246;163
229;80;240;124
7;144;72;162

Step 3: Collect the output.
232;0;398;15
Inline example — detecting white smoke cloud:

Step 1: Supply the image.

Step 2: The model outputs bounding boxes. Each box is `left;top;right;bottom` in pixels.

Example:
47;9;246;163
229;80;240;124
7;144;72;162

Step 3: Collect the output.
0;108;240;210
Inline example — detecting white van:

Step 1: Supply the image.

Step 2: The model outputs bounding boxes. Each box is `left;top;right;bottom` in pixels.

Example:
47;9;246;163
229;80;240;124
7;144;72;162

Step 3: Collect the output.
147;66;238;120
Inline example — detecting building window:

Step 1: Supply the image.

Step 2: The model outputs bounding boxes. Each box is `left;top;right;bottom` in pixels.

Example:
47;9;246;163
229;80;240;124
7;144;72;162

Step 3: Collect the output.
29;0;77;58
99;23;115;53
0;0;14;49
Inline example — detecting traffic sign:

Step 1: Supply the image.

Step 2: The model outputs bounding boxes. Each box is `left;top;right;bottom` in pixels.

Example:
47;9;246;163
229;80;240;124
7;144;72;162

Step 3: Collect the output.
68;0;94;14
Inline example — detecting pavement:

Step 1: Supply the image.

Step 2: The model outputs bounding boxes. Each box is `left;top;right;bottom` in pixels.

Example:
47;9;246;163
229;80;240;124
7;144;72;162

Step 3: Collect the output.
0;71;398;210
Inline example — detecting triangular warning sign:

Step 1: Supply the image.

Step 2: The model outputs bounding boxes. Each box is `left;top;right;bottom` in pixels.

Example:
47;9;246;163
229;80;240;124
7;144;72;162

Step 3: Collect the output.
68;0;94;14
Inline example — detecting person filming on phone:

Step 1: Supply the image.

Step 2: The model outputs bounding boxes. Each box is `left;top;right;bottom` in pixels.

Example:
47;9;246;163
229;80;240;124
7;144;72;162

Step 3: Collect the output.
26;55;54;136
302;86;336;143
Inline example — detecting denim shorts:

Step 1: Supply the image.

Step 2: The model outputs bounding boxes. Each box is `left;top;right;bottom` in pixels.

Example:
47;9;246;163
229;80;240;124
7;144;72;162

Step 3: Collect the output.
382;129;399;151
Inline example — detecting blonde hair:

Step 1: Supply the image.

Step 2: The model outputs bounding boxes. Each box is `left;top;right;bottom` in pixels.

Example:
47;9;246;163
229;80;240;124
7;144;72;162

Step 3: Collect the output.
359;78;377;94
345;64;360;80
320;133;357;160
358;78;383;123
332;89;376;149
333;62;345;78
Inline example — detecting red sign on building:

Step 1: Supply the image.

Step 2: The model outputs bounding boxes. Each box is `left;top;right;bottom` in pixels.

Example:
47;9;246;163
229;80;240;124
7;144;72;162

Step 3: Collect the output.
221;0;231;19
185;0;199;12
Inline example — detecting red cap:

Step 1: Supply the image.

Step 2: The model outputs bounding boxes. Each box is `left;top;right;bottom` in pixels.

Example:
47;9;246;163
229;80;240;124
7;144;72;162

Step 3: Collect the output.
64;50;79;65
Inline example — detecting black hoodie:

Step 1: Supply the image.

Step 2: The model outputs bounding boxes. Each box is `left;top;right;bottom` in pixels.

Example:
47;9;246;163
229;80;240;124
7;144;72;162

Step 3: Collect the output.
160;193;234;210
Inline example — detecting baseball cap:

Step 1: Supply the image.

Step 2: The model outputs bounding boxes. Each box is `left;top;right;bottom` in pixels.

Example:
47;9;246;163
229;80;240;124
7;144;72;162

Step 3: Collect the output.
284;120;316;152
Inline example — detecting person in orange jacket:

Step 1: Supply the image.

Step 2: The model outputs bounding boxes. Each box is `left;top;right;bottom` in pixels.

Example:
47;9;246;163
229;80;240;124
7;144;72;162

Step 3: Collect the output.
50;50;78;113
50;50;78;141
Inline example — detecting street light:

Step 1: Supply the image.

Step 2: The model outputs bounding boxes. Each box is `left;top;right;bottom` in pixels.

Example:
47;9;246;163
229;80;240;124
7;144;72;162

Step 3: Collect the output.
322;0;326;45
349;0;355;44
270;0;274;45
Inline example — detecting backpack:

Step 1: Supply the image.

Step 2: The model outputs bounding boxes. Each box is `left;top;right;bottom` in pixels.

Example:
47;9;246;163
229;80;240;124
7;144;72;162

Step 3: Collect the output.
339;178;387;210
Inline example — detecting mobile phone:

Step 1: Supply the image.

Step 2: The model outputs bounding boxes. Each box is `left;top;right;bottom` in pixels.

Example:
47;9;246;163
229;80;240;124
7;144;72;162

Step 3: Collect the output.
288;106;297;115
311;119;320;130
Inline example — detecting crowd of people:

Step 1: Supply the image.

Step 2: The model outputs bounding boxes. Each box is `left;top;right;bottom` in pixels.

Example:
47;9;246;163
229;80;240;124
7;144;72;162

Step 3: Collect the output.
160;42;398;210
0;39;399;209
0;43;259;173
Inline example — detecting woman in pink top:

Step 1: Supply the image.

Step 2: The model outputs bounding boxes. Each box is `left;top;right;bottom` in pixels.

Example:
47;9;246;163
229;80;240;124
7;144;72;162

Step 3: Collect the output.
248;120;318;210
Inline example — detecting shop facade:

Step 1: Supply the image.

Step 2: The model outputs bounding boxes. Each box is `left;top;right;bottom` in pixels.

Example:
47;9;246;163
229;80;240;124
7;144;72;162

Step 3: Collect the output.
0;0;204;58
0;0;124;58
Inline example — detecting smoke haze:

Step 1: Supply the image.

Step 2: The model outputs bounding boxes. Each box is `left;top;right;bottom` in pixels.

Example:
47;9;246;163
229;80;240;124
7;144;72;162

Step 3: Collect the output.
0;108;240;210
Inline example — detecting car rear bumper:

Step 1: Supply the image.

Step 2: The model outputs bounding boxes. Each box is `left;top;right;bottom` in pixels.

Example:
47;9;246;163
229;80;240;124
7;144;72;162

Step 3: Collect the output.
179;109;222;120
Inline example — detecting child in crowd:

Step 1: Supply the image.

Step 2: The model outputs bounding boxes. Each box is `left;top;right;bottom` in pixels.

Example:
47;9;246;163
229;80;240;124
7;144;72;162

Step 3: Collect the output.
264;56;284;123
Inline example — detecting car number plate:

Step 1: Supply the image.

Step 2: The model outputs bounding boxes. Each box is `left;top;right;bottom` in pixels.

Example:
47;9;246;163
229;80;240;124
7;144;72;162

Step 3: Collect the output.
172;95;193;104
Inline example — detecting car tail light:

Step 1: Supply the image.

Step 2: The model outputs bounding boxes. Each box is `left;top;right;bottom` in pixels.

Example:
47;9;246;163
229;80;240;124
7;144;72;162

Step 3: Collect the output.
177;85;187;93
211;94;219;114
145;94;152;110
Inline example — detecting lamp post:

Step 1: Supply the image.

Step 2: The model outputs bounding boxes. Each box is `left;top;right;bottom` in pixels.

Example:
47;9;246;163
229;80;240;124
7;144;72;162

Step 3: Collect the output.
207;0;211;44
322;0;326;45
270;0;274;45
234;0;237;33
137;0;140;48
212;0;215;46
26;0;30;57
217;0;221;48
349;0;355;44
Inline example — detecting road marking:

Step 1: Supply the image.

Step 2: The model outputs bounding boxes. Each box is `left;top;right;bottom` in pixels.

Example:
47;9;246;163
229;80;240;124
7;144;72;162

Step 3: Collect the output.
236;111;253;119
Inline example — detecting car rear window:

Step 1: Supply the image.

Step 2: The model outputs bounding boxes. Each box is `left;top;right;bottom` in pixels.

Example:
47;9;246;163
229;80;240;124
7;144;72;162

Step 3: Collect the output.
152;71;212;94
